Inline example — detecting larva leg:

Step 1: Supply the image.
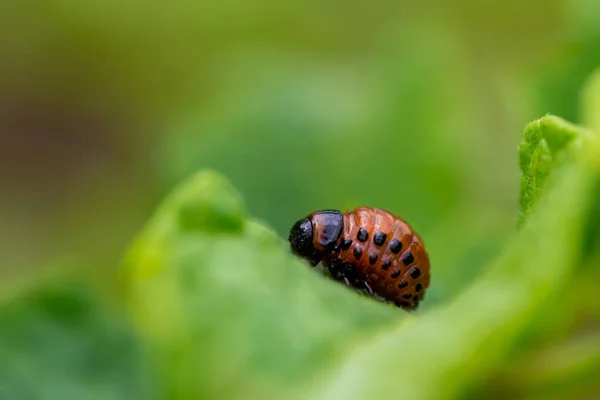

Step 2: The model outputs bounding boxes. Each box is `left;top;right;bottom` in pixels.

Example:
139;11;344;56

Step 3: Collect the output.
325;258;345;282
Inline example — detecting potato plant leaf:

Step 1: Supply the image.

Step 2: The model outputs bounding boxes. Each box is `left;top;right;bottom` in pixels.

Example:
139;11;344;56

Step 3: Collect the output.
0;279;160;400
518;115;593;226
120;171;402;399
312;132;600;399
121;125;600;399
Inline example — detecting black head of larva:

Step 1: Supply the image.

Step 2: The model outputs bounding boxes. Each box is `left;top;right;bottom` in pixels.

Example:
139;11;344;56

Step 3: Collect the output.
289;210;343;266
289;218;313;257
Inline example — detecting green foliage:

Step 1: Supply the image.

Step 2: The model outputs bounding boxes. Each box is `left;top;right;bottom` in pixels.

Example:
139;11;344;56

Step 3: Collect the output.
121;108;600;398
3;2;600;399
518;115;593;225
121;171;401;399
0;279;160;400
319;126;600;399
3;87;600;399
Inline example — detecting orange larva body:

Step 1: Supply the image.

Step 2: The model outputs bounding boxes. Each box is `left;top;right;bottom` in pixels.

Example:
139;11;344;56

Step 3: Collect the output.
334;207;430;309
289;207;430;310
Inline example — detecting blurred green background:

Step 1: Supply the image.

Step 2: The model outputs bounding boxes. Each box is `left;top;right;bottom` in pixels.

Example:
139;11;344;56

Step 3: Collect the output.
2;0;599;302
1;1;600;399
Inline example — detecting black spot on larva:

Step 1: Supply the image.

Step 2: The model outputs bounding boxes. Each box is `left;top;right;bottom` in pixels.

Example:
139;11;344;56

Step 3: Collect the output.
342;239;352;250
381;259;391;270
413;296;420;302
391;268;401;278
389;239;402;254
357;228;368;242
415;283;423;292
369;253;378;265
402;251;414;266
398;280;408;289
373;231;387;246
402;293;413;299
353;247;363;260
410;267;421;279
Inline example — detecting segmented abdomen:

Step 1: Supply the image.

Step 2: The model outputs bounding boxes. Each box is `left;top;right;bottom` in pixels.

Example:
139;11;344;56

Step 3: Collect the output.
333;207;430;309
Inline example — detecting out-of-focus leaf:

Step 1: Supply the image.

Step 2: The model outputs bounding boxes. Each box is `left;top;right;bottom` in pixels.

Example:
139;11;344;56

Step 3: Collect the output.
121;171;401;399
122;118;600;399
475;80;600;399
518;115;592;225
493;332;600;400
0;278;159;400
581;67;600;135
309;125;600;399
120;171;245;282
580;66;600;254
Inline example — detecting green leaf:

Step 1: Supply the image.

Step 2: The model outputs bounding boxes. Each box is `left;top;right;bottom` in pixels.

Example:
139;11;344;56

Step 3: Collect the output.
494;332;600;399
121;128;600;399
518;115;593;226
311;136;600;399
0;278;160;400
121;171;401;399
581;67;600;134
120;171;245;282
